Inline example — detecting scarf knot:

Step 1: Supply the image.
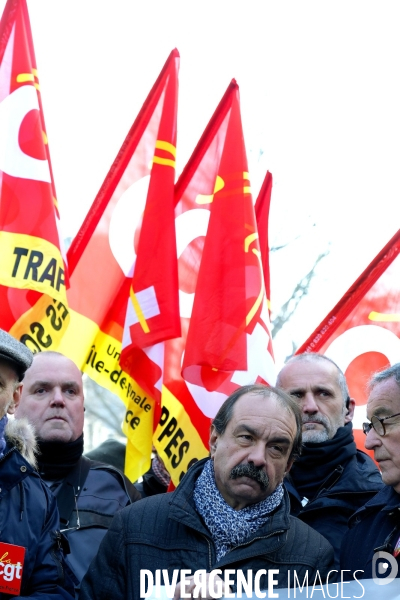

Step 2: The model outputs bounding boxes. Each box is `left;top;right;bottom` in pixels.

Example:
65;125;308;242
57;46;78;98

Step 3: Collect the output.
194;459;283;561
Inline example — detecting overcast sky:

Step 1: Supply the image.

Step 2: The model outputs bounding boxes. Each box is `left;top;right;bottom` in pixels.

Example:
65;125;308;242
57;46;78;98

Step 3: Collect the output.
4;0;400;367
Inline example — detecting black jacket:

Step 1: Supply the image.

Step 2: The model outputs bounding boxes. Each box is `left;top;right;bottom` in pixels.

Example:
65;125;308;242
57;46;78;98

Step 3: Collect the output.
340;485;400;580
286;439;382;567
0;420;74;599
80;458;335;600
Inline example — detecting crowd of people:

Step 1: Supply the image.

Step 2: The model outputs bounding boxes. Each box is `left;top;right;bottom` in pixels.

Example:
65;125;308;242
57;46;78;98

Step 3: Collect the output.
0;328;398;598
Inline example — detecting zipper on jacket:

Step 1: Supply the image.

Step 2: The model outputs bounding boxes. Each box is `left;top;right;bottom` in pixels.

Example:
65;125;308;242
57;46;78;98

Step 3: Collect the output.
0;446;16;464
215;529;286;565
51;530;65;585
200;534;213;571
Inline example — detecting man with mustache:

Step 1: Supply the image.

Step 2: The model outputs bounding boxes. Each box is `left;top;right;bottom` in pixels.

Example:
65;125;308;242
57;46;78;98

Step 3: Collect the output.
80;384;334;600
277;353;382;567
15;351;140;592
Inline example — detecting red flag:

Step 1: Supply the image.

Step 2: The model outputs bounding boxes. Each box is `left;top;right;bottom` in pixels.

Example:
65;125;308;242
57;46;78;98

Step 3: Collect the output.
119;51;179;396
182;88;273;391
296;229;400;454
51;50;179;482
0;0;67;336
154;81;276;486
255;171;273;308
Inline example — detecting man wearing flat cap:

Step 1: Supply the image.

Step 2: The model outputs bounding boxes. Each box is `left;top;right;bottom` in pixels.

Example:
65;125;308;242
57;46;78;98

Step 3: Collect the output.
0;329;74;599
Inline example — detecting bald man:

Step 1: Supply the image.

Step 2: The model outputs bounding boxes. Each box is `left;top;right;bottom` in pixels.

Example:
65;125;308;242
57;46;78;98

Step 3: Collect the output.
15;351;141;588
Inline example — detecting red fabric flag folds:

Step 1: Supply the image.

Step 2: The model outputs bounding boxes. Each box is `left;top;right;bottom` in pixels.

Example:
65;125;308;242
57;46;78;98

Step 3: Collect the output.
255;171;273;308
0;0;67;335
154;82;276;487
296;229;400;455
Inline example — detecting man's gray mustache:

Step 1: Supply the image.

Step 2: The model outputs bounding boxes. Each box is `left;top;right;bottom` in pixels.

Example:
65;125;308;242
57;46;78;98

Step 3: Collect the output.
229;463;269;490
302;415;329;428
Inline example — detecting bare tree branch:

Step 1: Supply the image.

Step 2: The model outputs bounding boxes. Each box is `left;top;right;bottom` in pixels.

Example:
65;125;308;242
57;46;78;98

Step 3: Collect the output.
271;248;329;338
83;377;125;435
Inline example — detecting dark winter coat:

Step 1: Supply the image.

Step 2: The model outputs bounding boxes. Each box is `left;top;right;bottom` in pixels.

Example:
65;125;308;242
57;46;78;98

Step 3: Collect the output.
0;419;74;599
340;485;400;580
79;458;335;600
52;458;140;583
286;448;383;567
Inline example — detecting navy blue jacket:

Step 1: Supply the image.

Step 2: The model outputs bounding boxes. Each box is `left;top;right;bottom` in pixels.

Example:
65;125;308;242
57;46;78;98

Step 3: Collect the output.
51;460;140;583
80;458;334;600
340;485;400;580
0;430;74;599
285;449;383;568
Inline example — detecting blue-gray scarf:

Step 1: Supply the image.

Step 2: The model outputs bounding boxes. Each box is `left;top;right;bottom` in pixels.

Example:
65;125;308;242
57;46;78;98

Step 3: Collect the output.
193;459;284;561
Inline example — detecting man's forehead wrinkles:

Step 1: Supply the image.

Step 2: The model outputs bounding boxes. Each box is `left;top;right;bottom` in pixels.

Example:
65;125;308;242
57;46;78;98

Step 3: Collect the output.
233;423;259;436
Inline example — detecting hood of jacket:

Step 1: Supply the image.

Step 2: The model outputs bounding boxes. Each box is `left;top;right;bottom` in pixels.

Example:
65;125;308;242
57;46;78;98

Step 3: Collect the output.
5;417;37;468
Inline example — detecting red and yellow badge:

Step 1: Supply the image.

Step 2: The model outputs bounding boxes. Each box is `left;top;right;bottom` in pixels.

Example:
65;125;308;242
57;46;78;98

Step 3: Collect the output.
0;542;25;595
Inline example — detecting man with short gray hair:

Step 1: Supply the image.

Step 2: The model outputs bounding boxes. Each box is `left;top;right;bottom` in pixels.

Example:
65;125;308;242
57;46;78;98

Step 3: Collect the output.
277;352;382;567
341;363;400;580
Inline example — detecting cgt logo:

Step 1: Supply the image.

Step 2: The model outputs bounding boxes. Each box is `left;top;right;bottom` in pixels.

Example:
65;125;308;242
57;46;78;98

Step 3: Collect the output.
372;551;399;585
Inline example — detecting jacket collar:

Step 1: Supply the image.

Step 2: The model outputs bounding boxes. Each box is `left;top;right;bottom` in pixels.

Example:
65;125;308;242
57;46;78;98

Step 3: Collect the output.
348;484;400;526
0;443;34;491
286;448;382;507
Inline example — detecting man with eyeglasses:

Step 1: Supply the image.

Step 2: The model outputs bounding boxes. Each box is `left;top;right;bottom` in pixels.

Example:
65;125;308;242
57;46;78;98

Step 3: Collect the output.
15;351;141;592
341;363;400;580
276;353;383;568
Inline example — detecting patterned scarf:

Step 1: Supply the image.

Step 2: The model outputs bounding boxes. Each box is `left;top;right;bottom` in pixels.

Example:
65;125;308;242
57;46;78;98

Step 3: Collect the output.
193;459;284;561
0;415;7;459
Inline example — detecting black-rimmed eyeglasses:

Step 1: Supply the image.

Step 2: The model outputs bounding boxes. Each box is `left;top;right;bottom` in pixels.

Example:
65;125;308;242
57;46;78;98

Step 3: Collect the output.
362;412;400;437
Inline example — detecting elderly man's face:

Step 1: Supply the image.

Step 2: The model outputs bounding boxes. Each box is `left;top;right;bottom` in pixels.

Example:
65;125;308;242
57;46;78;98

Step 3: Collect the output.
16;353;84;443
209;393;296;510
365;377;400;493
0;360;21;418
277;359;349;443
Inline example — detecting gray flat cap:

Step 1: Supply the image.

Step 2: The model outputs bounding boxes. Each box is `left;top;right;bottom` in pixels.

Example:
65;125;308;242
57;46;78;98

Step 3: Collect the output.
0;330;33;380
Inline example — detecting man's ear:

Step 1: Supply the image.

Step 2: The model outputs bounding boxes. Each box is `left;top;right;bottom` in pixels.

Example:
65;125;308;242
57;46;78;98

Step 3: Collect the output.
284;457;295;477
209;425;219;458
344;398;356;424
7;383;22;415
